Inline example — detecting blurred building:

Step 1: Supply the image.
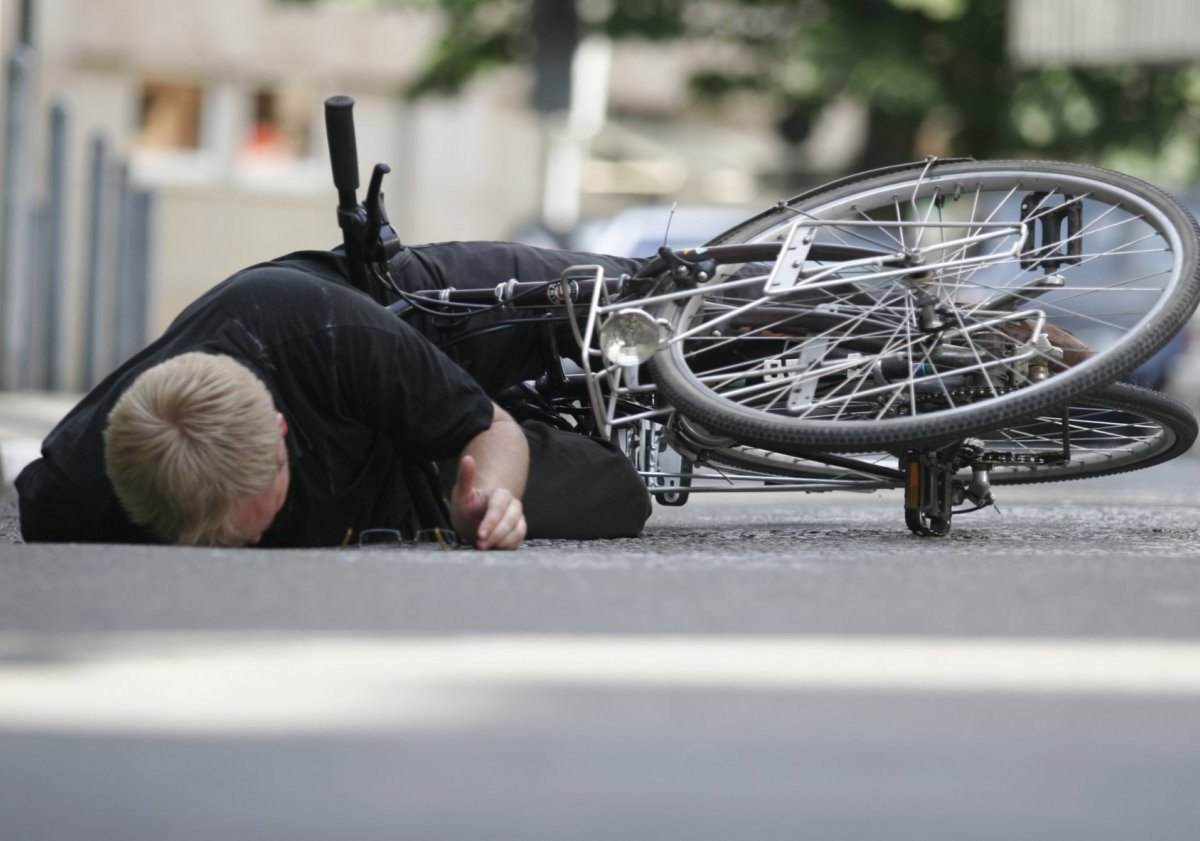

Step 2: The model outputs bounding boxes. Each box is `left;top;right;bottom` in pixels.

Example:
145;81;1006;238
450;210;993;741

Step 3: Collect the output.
8;0;544;340
1;0;780;371
1010;0;1200;65
10;0;1199;389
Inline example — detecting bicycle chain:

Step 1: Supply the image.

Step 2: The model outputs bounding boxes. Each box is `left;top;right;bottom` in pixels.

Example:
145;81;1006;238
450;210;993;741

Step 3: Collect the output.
873;384;1020;417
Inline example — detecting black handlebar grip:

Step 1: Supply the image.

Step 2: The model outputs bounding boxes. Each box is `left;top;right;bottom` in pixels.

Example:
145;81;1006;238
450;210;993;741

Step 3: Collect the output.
324;95;360;196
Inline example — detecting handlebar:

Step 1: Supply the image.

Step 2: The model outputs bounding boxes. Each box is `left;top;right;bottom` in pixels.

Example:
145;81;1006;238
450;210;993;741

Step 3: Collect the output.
324;95;360;203
323;94;402;296
385;275;627;315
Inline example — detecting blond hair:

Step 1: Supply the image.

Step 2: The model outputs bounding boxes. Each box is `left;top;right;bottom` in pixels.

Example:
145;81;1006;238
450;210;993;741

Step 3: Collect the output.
104;352;281;545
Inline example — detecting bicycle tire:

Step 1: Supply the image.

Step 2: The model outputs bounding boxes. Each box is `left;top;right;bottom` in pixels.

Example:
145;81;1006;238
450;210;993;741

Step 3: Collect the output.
691;382;1196;486
647;159;1200;452
984;382;1197;484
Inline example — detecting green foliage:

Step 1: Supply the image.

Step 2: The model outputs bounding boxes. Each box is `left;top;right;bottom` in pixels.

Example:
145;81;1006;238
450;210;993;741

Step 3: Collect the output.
298;0;1200;181
600;0;688;40
403;0;529;98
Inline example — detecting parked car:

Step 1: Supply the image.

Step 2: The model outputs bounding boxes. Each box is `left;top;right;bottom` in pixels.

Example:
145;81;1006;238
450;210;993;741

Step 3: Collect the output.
567;204;753;258
513;204;753;258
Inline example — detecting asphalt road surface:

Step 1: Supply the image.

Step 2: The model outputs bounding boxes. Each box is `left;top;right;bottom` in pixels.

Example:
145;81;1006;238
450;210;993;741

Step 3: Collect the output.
2;457;1199;841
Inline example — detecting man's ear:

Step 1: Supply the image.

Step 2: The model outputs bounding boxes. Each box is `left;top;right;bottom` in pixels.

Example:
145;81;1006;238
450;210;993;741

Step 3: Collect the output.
277;413;288;437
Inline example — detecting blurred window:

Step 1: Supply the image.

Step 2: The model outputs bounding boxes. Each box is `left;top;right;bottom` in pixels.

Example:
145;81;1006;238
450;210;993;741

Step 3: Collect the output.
241;87;313;162
136;81;204;150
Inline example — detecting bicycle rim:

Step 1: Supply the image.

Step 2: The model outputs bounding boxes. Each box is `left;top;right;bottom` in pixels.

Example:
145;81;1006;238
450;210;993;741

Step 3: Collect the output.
984;382;1197;484
648;159;1200;451
692;382;1196;485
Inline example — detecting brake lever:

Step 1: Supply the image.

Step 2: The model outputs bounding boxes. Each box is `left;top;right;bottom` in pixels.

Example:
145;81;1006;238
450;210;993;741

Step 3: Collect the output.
364;163;402;267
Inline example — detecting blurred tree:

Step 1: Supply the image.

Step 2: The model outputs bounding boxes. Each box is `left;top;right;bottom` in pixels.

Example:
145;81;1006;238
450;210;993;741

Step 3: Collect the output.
285;0;1200;182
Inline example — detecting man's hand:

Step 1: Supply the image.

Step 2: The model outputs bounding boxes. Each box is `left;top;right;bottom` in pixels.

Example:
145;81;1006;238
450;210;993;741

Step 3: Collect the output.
449;405;529;550
450;454;526;549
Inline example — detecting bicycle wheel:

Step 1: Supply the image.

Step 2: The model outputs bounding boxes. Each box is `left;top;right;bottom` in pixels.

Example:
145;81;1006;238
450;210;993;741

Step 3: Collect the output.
688;382;1195;486
984;382;1196;484
647;159;1200;451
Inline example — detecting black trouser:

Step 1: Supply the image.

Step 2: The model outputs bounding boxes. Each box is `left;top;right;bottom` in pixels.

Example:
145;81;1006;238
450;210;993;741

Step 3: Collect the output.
519;420;651;539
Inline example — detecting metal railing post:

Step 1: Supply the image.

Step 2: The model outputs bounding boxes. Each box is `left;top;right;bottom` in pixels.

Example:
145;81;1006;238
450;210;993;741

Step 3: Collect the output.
1;47;37;391
127;188;154;360
42;101;70;390
82;133;113;390
112;161;136;367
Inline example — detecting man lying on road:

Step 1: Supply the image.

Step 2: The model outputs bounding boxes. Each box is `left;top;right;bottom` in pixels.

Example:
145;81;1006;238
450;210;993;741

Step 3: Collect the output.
17;241;653;549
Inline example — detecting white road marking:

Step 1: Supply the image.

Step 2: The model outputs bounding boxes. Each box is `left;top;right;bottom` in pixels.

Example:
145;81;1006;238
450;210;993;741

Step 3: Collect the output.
1;634;1199;734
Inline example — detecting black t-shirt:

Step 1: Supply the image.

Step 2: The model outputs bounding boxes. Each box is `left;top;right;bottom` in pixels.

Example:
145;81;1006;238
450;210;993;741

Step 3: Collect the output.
16;249;495;546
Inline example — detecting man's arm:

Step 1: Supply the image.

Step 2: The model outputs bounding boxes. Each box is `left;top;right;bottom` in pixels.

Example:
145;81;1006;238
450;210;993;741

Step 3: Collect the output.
449;403;529;549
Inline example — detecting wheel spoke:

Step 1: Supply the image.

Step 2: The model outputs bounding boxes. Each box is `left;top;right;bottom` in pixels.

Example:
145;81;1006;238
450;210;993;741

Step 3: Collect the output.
648;160;1200;450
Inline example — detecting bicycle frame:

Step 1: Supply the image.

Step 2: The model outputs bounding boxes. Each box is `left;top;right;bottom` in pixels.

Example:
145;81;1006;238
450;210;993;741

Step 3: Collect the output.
375;214;1088;523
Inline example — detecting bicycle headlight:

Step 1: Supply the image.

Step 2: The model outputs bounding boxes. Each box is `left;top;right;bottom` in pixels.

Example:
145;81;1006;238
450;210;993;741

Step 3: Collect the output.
600;308;660;367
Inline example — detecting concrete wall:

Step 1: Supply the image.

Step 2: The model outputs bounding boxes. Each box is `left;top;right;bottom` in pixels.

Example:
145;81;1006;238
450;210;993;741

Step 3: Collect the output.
1010;0;1200;65
24;0;549;348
